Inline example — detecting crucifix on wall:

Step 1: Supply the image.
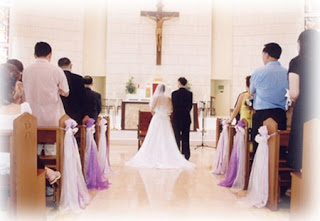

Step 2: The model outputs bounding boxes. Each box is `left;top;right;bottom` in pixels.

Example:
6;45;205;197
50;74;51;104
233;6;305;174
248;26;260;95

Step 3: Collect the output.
141;0;179;65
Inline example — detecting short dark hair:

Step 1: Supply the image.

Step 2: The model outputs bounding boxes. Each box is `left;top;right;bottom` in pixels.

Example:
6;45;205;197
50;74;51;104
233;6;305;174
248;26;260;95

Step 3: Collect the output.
7;59;24;72
0;63;20;105
245;76;251;88
178;77;187;86
83;75;93;85
34;42;52;57
58;57;71;67
262;43;282;59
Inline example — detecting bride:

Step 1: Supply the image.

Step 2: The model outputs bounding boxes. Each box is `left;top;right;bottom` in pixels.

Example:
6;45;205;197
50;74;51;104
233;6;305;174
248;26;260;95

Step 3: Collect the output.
126;83;195;169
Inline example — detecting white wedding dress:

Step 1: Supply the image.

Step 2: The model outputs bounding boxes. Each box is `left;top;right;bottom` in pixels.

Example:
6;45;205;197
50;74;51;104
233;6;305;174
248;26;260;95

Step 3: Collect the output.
126;85;195;169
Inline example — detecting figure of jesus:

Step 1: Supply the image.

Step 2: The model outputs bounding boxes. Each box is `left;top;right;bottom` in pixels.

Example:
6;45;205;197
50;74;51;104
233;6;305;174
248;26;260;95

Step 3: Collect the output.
143;12;176;52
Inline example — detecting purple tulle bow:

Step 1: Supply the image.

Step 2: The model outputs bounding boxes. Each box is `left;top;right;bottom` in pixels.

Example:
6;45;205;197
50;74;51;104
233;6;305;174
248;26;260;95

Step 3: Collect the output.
86;118;95;128
237;120;246;128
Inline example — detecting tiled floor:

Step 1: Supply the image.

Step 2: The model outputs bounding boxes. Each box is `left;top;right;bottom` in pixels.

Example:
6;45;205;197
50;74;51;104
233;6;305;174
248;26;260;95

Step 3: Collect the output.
48;130;290;220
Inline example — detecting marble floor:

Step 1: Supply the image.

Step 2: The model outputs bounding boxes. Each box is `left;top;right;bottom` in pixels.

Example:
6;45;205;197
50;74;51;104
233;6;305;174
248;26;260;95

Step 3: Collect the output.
48;130;290;221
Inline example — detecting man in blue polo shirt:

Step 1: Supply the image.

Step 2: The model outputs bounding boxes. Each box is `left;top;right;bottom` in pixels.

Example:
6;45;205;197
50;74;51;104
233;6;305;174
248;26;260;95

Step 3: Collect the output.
250;42;288;154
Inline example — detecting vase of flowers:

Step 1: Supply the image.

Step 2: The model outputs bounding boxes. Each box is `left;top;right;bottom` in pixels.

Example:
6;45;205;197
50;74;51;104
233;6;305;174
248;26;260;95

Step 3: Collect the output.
125;77;137;100
126;77;136;93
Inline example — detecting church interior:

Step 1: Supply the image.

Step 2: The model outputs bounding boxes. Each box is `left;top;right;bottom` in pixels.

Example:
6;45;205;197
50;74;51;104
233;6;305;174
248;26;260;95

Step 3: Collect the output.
1;0;320;220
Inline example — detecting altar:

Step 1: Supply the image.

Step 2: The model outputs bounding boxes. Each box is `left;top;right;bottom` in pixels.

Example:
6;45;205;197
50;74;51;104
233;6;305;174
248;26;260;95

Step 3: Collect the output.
121;101;198;131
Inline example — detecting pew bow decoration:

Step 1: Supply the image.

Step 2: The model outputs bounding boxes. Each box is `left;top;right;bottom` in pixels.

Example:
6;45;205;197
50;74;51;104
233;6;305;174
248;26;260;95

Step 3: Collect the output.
97;118;113;174
212;119;230;175
84;118;109;190
218;120;246;189
285;89;292;111
239;125;270;208
59;118;90;212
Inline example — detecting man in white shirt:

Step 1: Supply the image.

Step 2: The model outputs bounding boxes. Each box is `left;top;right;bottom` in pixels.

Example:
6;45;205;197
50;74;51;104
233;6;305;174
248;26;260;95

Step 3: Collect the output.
23;42;69;127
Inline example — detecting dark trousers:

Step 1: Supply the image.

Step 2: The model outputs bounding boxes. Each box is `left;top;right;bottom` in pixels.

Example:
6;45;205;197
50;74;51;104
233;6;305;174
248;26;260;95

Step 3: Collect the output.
173;125;191;160
37;155;45;169
252;108;287;155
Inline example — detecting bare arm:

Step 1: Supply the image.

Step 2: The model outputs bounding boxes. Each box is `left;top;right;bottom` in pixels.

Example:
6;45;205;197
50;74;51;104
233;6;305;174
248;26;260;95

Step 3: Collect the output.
163;16;174;21
227;93;244;124
143;12;156;21
58;69;69;97
59;89;69;97
288;72;299;102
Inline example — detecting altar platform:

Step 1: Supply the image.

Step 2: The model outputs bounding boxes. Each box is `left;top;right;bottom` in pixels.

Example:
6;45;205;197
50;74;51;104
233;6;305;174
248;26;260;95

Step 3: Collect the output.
110;116;226;148
121;100;199;131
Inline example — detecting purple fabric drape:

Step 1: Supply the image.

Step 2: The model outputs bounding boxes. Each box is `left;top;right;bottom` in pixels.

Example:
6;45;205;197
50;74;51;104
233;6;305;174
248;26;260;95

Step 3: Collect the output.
218;120;245;187
85;118;109;190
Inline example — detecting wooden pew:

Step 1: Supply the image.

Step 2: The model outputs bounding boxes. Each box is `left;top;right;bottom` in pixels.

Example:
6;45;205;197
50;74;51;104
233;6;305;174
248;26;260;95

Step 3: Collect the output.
227;125;236;160
242;120;250;190
0;113;45;219
37;114;69;206
225;119;250;190
263;118;294;211
215;118;223;148
78;115;90;174
290;118;320;219
263;118;279;211
290;172;302;218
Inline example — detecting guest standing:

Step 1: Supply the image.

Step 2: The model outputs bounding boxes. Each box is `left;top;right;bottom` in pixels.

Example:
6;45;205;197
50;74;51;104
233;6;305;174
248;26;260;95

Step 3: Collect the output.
7;59;25;104
23;42;69;127
227;76;253;128
58;57;85;124
250;43;288;155
287;29;320;172
83;76;102;121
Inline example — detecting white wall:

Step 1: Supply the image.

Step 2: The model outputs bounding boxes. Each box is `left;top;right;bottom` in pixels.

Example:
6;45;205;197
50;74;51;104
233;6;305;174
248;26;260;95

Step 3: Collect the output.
9;0;85;74
211;0;233;80
7;0;306;109
82;0;107;77
231;0;304;107
106;0;212;101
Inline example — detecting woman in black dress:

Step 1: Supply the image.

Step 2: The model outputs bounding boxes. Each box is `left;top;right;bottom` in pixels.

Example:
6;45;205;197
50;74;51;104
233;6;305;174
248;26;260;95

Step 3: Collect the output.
287;29;320;172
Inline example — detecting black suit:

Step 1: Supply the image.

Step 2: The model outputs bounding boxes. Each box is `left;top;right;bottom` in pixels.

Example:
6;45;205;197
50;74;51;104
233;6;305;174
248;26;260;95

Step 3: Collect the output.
84;87;102;121
61;70;86;124
171;88;193;160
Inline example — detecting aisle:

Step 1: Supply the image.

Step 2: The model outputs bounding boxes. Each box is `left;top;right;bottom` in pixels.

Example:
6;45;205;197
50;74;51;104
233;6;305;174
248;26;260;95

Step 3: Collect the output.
50;142;290;220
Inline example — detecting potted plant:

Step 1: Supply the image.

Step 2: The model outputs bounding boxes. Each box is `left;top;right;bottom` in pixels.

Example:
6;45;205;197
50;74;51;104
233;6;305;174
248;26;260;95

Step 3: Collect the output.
126;77;136;94
125;77;137;100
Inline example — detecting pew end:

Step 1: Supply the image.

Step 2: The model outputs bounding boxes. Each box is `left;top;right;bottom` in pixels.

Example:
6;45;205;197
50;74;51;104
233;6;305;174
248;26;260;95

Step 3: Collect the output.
0;113;46;219
215;118;223;148
240;119;250;190
264;118;280;211
290;118;320;218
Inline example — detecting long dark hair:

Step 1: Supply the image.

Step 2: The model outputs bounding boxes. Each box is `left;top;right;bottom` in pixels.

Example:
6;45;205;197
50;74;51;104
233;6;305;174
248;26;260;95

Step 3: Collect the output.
0;63;20;105
298;29;320;57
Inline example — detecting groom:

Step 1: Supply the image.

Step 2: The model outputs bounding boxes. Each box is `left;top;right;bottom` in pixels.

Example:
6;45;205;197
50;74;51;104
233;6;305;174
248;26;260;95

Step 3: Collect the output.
172;77;193;160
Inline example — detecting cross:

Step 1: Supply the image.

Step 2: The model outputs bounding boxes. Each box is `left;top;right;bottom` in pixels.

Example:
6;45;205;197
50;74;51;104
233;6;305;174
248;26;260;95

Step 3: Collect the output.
141;0;179;65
